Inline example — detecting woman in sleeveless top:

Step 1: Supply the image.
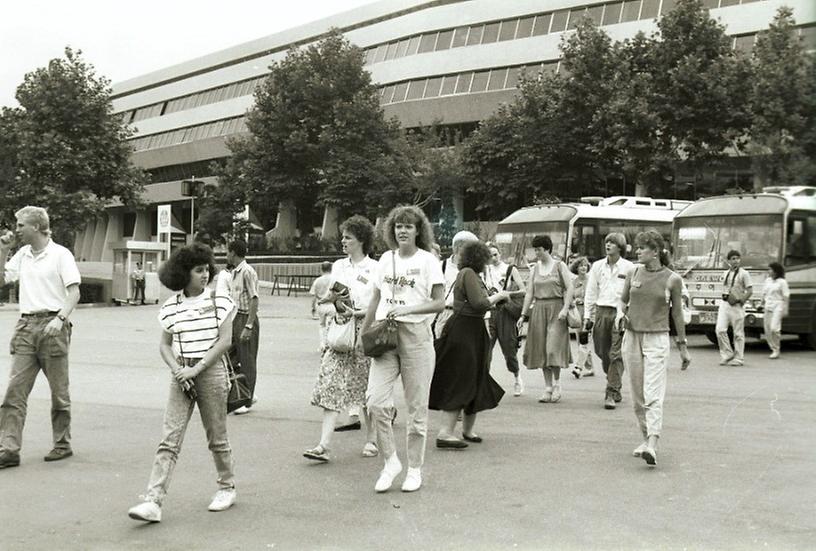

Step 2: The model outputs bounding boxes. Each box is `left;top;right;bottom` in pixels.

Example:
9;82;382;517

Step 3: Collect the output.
128;243;237;523
430;241;510;448
517;235;574;403
617;230;691;468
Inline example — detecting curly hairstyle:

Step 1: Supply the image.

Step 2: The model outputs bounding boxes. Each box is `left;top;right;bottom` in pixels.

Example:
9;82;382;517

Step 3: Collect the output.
768;262;785;279
569;256;590;275
159;242;217;292
381;205;435;252
531;234;553;252
634;230;671;267
457;241;491;273
340;214;375;256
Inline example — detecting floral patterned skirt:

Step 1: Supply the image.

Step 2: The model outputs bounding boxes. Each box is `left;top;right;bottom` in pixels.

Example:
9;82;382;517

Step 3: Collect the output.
311;318;371;411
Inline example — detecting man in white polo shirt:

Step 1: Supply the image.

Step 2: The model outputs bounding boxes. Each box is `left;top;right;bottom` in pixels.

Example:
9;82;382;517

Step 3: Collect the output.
0;206;81;469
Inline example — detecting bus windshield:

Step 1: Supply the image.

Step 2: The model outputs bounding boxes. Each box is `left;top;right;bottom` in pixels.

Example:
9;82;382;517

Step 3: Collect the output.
494;223;568;266
673;215;783;270
572;220;673;262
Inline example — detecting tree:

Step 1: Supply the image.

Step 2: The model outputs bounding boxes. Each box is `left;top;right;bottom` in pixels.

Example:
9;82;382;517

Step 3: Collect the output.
0;47;146;243
748;7;816;187
212;30;408;236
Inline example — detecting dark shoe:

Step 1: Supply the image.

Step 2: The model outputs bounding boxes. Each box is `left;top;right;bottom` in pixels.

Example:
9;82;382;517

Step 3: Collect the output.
43;448;73;462
462;434;483;443
641;447;657;467
0;451;21;469
436;438;468;449
604;396;616;410
334;420;362;432
614;394;622;403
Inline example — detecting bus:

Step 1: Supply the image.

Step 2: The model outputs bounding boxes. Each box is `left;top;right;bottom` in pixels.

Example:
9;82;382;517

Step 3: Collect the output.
671;187;816;348
493;197;689;268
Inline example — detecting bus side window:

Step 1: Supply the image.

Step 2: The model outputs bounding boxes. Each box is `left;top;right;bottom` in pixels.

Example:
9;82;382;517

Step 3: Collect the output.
786;213;816;266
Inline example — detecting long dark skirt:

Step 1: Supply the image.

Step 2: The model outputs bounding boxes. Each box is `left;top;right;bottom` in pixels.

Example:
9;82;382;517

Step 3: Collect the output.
429;313;505;415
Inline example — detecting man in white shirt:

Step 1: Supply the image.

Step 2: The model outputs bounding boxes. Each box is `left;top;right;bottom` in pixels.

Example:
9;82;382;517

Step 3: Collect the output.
433;230;478;338
0;206;81;469
583;233;634;410
716;250;753;366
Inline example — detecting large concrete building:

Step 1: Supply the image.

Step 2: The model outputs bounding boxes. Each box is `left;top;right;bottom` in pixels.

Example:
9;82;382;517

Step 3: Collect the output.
75;0;815;263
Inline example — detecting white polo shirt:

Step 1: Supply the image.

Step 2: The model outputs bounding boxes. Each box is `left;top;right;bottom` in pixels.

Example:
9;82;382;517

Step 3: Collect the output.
4;240;81;314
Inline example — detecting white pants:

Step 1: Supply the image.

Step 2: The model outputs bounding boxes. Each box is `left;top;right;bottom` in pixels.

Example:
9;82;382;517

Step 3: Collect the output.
763;302;785;354
716;301;745;362
622;331;670;439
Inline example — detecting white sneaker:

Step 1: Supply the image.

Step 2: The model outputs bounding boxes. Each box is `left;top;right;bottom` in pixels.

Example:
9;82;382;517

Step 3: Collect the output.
128;501;161;523
513;376;524;397
551;384;562;403
632;442;648;457
401;467;422;492
769;351;780;359
374;455;402;493
208;488;237;512
233;406;250;415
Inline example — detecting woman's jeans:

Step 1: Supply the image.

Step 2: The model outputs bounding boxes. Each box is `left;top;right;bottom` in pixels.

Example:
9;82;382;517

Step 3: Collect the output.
144;360;234;504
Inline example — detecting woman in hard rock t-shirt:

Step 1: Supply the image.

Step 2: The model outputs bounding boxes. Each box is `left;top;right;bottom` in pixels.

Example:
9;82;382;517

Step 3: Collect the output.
362;205;445;494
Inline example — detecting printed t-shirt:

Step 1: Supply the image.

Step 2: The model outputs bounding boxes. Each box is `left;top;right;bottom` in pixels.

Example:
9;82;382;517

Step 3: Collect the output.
158;291;235;359
331;256;378;310
374;249;445;323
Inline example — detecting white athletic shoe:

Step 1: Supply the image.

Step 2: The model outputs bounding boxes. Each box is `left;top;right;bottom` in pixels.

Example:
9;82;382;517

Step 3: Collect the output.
208;488;237;512
401;468;422;492
128;501;161;523
374;455;403;493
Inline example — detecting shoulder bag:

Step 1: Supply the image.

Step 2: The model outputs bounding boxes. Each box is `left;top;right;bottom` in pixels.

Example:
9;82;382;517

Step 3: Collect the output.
211;291;252;413
326;314;357;353
555;262;582;329
361;251;399;358
498;264;523;320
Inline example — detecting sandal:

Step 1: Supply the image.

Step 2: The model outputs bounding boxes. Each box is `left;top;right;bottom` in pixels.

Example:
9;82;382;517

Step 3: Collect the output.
303;445;330;462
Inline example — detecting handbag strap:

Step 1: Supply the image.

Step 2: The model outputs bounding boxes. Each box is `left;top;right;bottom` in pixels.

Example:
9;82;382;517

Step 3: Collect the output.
502;264;515;291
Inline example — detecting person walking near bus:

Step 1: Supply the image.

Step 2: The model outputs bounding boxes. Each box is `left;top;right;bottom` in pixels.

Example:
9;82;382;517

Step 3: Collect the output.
716;250;753;366
128;243;237;522
761;262;789;359
584;233;633;410
0;206;81;470
226;240;260;414
616;230;691;468
517;235;573;403
434;231;478;338
132;262;146;305
305;215;378;462
569;256;594;379
484;243;526;396
362;205;444;493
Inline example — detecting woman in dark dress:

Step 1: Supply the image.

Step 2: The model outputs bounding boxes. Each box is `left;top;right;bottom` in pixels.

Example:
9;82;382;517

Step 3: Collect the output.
430;241;510;448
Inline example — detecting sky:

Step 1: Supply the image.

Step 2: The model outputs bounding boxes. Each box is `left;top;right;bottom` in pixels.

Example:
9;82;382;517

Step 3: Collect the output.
0;0;374;108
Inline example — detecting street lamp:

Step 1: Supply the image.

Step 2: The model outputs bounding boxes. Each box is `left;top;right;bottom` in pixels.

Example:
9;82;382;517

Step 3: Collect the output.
181;178;205;241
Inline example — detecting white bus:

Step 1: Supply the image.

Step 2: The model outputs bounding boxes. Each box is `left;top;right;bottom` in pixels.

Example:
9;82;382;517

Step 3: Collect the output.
494;198;689;267
672;187;816;348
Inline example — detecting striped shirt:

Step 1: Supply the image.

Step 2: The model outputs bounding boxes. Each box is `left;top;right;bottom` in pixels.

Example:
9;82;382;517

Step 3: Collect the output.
158;291;235;359
230;261;259;313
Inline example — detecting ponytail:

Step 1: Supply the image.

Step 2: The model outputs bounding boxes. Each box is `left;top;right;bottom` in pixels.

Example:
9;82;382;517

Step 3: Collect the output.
659;249;671;268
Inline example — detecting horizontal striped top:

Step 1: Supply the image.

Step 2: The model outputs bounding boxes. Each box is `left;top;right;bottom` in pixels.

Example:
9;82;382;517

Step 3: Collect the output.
158;290;235;359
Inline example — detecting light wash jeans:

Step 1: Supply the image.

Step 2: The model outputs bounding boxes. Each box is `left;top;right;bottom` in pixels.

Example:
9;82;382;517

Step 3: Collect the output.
1;315;72;454
144;359;234;504
716;301;745;362
622;331;670;439
366;321;435;469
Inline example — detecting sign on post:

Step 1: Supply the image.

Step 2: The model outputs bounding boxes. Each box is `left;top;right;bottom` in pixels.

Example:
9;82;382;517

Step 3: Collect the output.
157;204;172;260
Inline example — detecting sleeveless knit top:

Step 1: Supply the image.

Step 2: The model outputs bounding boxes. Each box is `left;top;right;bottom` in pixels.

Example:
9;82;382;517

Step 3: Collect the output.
626;266;673;333
532;261;567;299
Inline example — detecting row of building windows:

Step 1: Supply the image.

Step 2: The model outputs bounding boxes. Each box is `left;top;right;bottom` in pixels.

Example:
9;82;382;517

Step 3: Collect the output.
362;0;766;65
146;158;226;184
129;116;247;152
121;77;265;125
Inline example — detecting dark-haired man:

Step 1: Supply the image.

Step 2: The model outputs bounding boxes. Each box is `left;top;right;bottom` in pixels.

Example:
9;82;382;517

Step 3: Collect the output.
716;250;752;366
226;240;260;414
0;206;81;468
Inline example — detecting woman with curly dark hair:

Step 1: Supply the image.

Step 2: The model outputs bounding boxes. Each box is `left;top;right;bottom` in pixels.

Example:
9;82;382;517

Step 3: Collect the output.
305;215;379;462
128;243;237;523
761;262;789;359
362;205;445;493
430;241;509;448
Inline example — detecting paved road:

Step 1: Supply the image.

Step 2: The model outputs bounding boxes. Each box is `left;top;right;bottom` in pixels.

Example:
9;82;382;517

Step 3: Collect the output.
1;295;814;550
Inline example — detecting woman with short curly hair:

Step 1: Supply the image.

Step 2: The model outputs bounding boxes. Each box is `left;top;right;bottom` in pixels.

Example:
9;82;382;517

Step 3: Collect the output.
430;241;509;448
128;243;237;523
362;205;445;493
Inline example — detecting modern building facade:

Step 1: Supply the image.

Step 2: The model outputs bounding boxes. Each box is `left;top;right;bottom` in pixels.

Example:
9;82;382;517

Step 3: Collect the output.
75;0;816;262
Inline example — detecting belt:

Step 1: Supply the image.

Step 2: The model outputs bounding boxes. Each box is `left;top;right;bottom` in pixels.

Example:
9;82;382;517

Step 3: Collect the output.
21;311;59;318
445;306;454;310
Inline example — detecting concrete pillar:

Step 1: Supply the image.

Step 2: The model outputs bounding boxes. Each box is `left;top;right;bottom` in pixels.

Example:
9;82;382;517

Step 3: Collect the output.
321;206;339;240
269;199;297;239
102;211;121;262
452;193;464;229
133;209;151;241
80;219;96;262
90;215;107;261
74;228;86;257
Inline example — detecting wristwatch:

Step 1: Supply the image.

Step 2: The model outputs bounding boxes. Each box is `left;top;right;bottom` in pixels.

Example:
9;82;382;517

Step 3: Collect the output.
56;314;67;322
245;324;254;330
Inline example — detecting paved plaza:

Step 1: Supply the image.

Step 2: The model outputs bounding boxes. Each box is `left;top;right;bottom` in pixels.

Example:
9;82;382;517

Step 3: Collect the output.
0;294;814;550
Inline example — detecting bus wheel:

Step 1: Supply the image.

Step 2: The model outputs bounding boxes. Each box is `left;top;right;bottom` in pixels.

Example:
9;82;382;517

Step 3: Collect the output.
799;333;816;350
705;331;719;345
